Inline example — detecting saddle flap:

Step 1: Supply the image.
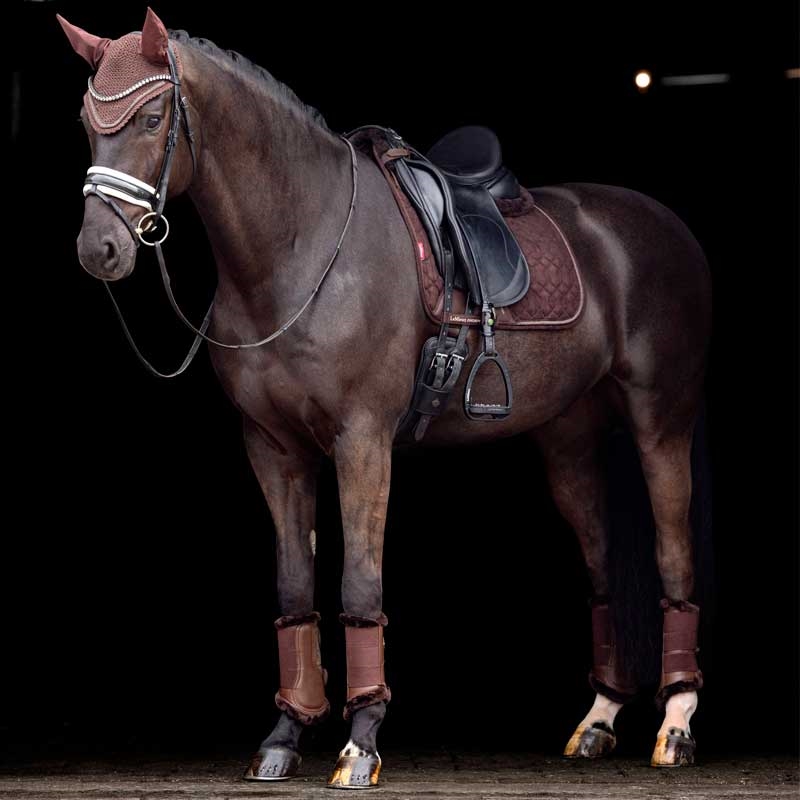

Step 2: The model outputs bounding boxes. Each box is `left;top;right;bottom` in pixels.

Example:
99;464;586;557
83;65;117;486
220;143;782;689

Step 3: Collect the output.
452;184;530;308
387;127;530;308
393;158;445;267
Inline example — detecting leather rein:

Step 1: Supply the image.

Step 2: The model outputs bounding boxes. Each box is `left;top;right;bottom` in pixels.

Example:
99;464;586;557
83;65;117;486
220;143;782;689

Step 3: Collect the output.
83;44;358;378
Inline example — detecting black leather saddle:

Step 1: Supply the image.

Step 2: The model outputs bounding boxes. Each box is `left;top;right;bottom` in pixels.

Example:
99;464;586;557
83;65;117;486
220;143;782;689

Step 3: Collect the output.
393;125;529;308
371;124;529;433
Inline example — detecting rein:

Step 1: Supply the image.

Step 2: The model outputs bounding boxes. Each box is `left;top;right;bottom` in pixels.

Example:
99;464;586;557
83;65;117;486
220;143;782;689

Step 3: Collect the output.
83;44;358;377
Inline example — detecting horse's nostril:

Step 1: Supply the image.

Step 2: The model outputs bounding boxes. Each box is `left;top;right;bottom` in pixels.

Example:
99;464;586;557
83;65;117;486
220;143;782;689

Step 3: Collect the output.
101;236;119;268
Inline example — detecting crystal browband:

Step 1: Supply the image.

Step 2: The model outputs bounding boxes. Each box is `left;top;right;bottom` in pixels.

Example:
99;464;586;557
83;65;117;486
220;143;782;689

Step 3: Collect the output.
87;73;172;102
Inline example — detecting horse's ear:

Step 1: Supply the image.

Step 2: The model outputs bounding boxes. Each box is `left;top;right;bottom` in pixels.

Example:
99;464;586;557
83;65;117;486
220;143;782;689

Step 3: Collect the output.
56;14;111;68
141;7;170;65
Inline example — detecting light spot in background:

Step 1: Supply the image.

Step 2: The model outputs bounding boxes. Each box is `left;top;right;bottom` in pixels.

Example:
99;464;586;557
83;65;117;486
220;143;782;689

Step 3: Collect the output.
310;529;316;557
635;70;652;92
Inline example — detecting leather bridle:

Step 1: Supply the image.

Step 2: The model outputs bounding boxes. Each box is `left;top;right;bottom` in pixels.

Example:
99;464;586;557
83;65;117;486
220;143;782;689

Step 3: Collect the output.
82;43;358;378
84;47;196;250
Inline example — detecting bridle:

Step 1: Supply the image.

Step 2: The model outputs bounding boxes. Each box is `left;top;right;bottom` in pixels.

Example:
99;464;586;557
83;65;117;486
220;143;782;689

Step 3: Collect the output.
83;48;196;250
82;43;358;378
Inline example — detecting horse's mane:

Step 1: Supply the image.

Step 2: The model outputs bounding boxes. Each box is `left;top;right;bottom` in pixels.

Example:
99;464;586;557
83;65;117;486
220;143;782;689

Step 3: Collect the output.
168;30;328;129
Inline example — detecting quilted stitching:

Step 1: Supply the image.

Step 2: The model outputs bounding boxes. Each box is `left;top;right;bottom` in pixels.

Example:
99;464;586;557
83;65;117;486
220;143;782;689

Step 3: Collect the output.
415;190;585;329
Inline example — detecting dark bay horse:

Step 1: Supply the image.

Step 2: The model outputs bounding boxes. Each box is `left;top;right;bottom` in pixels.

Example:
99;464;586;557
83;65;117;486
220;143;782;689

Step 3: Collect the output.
61;9;711;787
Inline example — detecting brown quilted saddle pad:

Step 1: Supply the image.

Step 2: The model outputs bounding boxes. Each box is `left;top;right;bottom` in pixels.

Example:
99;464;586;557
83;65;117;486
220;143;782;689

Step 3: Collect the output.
358;131;584;330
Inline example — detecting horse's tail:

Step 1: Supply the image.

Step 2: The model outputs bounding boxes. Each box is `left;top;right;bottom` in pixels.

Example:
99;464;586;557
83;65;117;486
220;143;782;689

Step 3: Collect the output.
607;406;714;689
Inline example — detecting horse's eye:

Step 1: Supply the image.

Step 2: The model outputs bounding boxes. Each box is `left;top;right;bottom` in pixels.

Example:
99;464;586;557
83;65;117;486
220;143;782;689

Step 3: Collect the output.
145;115;162;130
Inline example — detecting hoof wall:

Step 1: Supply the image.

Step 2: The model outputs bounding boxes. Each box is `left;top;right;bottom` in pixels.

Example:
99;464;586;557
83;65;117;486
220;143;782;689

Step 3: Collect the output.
244;745;302;781
651;728;696;767
327;754;381;789
563;723;617;759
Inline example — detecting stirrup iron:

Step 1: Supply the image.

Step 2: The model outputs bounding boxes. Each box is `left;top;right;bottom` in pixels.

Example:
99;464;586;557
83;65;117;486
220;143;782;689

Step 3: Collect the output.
464;302;513;420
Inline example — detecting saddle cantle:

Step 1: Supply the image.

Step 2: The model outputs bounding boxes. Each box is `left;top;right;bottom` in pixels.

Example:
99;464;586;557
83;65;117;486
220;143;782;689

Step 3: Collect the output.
393;125;530;309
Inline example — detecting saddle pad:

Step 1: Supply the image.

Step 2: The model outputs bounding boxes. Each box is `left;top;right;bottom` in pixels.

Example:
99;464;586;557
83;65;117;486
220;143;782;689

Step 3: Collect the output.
357;131;584;330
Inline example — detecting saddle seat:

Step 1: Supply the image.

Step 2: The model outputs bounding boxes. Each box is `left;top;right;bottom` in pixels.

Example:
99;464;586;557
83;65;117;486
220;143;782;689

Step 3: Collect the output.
393;125;529;308
427;125;521;200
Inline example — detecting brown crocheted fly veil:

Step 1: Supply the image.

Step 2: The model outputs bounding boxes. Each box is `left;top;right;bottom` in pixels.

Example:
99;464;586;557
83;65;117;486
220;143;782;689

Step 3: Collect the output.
57;7;182;135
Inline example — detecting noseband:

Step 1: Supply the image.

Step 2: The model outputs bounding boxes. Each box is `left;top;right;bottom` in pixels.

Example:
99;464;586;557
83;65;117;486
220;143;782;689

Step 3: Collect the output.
82;43;358;378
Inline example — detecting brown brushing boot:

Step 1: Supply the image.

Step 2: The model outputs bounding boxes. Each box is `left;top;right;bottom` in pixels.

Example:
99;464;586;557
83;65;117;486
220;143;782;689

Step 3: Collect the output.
565;600;637;759
246;612;329;781
651;599;702;767
328;613;390;789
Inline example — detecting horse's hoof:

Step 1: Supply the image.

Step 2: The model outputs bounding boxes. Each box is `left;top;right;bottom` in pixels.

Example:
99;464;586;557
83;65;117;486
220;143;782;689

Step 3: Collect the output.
651;727;696;767
327;754;381;789
244;745;302;781
563;722;617;759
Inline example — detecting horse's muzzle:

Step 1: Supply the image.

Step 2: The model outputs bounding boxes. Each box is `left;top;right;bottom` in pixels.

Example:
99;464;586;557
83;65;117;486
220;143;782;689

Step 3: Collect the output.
77;197;137;281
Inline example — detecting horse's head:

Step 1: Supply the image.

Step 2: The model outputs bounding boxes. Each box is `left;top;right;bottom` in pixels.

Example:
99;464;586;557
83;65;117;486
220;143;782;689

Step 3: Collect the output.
60;8;195;280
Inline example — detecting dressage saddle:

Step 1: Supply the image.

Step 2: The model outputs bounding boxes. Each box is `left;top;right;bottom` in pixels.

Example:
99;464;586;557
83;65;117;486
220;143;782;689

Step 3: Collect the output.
379;125;530;436
393;125;530;309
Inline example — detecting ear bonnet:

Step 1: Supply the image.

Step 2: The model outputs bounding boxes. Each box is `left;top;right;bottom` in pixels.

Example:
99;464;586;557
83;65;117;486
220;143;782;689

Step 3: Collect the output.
58;8;182;134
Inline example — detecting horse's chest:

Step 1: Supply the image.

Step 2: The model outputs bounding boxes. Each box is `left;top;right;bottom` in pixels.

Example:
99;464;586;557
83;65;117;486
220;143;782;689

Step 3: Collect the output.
211;349;336;452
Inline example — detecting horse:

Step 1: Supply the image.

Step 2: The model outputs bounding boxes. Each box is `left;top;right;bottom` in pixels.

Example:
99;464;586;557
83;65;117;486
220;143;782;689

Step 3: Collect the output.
60;9;712;787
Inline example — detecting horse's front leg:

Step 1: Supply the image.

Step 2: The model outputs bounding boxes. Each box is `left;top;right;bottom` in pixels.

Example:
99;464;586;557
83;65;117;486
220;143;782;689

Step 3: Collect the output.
327;416;392;789
241;418;329;782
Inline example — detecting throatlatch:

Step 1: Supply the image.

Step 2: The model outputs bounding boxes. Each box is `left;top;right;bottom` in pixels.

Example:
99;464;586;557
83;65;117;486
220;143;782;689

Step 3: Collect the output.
274;612;330;725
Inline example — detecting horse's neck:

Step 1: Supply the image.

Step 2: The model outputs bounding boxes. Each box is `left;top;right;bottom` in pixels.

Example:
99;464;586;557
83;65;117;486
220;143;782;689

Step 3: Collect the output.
184;49;350;314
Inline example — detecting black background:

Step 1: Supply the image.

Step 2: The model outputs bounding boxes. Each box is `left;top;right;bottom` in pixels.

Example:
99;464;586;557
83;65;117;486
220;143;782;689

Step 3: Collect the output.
7;0;798;760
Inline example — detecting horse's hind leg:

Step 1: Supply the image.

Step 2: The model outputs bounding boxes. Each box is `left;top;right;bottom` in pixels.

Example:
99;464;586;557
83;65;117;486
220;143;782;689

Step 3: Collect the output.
627;388;704;767
240;418;328;782
327;414;393;789
533;394;637;760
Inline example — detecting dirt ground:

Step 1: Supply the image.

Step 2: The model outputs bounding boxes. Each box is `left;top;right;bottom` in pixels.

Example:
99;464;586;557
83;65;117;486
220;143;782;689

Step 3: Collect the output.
1;750;797;800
